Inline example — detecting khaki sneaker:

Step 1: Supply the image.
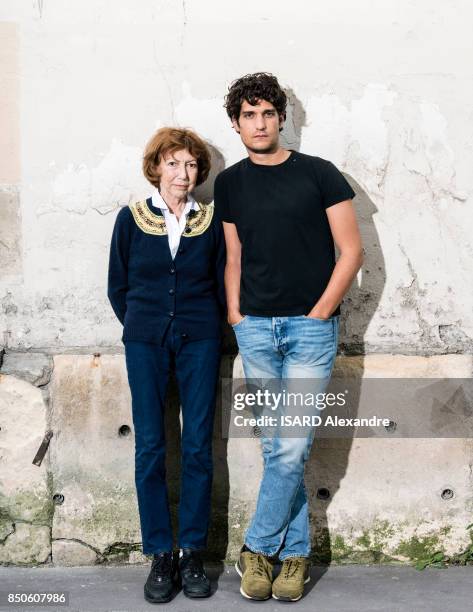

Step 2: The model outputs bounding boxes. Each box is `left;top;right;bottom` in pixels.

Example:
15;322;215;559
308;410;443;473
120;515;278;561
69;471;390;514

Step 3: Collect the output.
272;557;310;601
235;547;274;600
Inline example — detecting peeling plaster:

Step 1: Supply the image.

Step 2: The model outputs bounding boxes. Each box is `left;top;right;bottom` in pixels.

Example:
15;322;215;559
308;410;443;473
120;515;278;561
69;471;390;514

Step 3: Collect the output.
439;325;473;353
403;101;467;207
0;18;470;353
3;83;471;352
398;243;430;344
37;140;147;217
300;83;396;198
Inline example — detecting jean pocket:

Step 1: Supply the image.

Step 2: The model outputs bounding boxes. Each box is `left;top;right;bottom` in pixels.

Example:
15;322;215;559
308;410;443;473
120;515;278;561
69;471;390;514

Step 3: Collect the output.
231;316;247;329
303;315;332;322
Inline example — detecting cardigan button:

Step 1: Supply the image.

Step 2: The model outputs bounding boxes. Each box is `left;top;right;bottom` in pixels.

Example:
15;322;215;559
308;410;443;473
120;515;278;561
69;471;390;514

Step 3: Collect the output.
169;311;175;317
168;289;175;295
169;267;175;274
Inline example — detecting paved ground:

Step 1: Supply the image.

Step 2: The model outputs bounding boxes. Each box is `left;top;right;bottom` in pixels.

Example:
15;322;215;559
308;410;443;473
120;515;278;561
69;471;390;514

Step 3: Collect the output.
0;563;471;612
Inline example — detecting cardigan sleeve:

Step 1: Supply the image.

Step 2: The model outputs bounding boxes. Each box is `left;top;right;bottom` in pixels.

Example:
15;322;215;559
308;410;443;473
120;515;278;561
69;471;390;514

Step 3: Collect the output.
107;206;132;325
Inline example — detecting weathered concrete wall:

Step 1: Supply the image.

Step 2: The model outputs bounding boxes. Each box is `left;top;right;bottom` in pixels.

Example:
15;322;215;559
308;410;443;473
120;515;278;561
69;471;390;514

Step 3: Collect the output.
1;1;472;566
1;353;473;566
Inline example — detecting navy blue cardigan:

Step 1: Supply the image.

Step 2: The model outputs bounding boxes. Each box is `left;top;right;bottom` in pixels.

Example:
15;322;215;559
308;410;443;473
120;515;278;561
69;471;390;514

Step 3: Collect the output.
107;197;226;345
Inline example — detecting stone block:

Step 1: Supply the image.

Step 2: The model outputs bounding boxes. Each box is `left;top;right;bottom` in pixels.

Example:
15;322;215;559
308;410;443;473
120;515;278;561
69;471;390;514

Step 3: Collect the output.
0;373;51;564
0;523;50;565
51;540;99;566
1;352;53;386
49;355;141;561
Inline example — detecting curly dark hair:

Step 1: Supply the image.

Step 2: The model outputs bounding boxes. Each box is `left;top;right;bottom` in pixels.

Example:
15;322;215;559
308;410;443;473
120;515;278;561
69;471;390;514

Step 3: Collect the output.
224;72;287;122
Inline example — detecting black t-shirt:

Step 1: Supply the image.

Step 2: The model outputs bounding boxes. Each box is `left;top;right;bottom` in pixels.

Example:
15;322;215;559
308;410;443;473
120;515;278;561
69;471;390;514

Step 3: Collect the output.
213;150;356;317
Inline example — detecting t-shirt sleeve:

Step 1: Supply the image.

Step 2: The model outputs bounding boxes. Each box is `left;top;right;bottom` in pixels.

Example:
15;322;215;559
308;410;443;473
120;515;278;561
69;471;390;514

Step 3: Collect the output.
320;160;356;209
213;172;233;223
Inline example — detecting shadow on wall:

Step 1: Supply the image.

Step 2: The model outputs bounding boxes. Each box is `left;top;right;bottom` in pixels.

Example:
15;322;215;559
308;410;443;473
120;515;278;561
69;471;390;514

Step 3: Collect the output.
307;181;384;569
194;146;226;204
251;86;383;569
280;89;386;570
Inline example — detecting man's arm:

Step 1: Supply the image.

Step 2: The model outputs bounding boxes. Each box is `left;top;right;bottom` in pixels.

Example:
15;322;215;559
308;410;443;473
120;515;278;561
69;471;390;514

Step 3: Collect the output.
222;221;244;325
307;199;364;319
213;215;227;318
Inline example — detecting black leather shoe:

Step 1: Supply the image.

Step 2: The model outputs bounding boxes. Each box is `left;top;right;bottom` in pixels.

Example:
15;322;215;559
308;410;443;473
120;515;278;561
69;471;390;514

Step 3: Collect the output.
178;549;211;598
144;551;176;604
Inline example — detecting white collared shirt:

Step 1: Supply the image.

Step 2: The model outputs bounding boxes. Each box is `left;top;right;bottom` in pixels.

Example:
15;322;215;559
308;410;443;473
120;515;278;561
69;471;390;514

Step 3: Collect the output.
151;188;200;259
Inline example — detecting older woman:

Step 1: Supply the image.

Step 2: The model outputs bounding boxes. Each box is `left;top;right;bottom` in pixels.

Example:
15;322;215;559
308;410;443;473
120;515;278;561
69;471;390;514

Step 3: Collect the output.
107;127;225;603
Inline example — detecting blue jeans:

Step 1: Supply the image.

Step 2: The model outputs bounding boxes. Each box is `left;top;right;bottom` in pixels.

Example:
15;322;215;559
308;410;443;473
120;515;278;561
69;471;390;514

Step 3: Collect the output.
124;321;221;554
232;314;339;560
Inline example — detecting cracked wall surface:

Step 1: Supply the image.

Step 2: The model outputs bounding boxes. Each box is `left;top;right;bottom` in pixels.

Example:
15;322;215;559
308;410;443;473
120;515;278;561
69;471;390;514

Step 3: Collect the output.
0;0;472;567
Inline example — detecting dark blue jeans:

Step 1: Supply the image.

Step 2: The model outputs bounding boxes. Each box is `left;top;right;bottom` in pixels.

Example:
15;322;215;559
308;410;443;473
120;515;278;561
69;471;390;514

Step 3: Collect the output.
124;321;221;555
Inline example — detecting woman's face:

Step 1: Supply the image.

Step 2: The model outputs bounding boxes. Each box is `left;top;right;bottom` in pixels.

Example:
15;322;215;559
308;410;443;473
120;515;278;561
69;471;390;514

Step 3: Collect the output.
156;148;199;200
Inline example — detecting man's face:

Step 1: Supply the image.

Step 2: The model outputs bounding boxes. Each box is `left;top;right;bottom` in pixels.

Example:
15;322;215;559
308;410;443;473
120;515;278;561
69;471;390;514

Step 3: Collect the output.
232;99;284;154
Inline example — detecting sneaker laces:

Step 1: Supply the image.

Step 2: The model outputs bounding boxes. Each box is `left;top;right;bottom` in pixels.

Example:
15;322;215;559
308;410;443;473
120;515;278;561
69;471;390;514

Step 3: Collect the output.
283;558;301;579
249;554;268;578
152;553;172;578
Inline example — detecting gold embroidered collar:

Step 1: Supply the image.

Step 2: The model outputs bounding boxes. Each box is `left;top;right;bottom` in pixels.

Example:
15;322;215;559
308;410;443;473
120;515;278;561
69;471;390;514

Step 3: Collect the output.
129;199;214;237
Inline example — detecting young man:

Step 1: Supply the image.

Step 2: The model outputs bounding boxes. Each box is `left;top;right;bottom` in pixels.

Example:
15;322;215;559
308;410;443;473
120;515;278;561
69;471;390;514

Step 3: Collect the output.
214;73;363;602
